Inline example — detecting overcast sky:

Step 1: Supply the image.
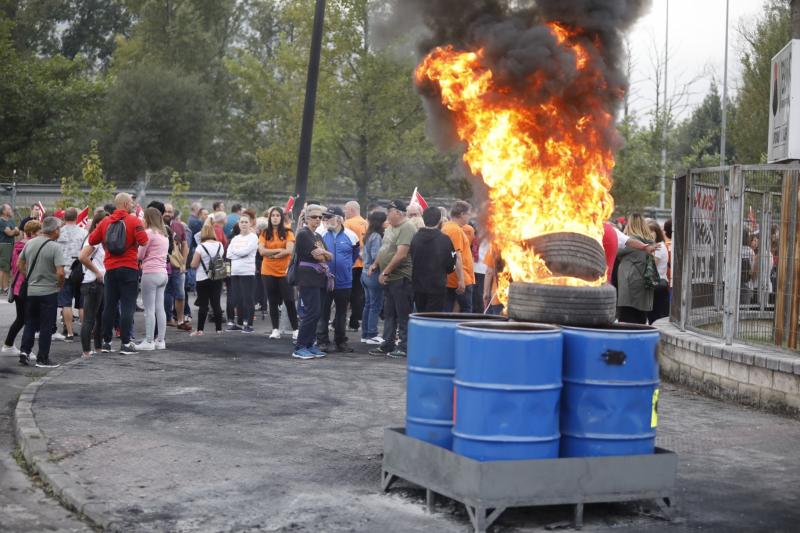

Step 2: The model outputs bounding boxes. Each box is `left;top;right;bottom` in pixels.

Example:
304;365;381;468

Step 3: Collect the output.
626;0;766;122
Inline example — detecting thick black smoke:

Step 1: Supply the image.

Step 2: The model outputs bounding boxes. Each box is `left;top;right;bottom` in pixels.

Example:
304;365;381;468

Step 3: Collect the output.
389;0;651;147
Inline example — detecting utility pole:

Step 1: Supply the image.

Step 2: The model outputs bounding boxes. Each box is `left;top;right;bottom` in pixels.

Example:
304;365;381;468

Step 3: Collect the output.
659;0;669;209
293;0;327;221
720;0;730;166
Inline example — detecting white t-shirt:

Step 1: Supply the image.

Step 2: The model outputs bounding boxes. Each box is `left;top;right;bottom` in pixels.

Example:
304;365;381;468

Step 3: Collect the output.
473;240;489;275
195;241;224;282
226;233;258;276
653;243;669;280
614;227;629;252
81;241;106;284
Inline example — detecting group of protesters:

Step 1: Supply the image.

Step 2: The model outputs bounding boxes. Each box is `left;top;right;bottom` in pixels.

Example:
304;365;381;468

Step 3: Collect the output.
0;190;675;367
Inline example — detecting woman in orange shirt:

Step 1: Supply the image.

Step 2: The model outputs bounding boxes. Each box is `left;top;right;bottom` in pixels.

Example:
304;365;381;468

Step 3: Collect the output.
258;207;298;339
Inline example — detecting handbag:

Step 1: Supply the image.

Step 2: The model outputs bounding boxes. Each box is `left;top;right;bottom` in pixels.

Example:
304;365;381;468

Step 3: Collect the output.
18;240;53;301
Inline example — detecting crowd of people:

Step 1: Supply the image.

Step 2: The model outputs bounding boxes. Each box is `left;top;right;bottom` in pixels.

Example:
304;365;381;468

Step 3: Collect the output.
0;192;675;367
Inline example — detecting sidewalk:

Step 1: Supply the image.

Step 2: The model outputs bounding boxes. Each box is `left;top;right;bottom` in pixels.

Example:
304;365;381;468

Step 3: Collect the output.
10;308;800;532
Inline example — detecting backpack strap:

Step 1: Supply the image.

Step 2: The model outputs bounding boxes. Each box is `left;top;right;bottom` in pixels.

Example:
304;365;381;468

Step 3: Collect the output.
199;244;211;274
24;240;53;284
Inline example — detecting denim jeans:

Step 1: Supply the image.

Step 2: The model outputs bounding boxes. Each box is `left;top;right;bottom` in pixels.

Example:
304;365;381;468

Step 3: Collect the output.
297;286;325;349
20;292;58;361
317;288;351;346
360;270;383;339
380;277;414;352
445;284;474;313
80;281;104;352
102;267;139;345
164;270;185;321
349;267;364;329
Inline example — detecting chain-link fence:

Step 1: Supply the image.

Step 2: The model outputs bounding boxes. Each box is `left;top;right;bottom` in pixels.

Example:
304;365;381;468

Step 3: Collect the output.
672;164;800;350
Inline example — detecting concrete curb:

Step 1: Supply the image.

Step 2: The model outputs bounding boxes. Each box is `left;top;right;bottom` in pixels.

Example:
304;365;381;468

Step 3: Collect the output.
13;358;121;531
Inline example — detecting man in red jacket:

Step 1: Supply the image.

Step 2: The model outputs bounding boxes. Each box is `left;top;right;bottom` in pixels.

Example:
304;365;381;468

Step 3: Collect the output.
89;193;148;355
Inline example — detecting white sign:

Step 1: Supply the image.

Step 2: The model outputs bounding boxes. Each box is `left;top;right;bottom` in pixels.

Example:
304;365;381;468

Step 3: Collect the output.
768;40;800;163
691;185;717;284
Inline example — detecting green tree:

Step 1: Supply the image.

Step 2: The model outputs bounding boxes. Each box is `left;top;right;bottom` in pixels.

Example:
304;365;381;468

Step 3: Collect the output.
57;175;82;209
731;0;790;164
169;170;191;217
82;140;115;210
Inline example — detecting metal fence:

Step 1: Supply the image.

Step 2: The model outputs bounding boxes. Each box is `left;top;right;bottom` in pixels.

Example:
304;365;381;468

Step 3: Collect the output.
671;164;800;349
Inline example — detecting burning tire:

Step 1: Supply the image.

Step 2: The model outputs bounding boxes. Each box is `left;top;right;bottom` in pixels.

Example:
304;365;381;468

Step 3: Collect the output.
507;282;616;327
526;232;607;282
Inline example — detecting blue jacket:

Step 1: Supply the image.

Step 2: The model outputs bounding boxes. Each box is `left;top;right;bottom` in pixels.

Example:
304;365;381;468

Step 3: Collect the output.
322;226;360;289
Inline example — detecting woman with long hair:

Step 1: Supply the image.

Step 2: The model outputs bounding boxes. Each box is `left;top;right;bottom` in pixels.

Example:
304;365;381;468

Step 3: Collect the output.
1;220;41;354
226;209;259;333
647;219;669;324
259;206;299;339
360;210;387;344
190;218;225;335
78;211;108;357
615;213;656;324
137;207;169;350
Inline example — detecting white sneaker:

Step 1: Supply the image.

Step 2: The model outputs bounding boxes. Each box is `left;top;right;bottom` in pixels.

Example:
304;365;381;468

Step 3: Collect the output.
154;340;166;350
269;329;281;339
52;332;66;341
135;341;156;351
292;329;299;341
1;344;20;354
365;336;384;345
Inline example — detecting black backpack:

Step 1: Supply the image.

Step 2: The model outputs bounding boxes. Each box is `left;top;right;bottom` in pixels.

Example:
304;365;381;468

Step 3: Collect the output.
105;218;127;255
200;243;227;281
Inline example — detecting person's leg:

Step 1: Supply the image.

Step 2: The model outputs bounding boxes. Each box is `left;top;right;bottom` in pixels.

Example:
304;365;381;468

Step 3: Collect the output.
456;285;473;313
241;276;255;326
349;267;363;329
118;268;138;345
141;273;157;343
196;279;210;332
174;272;186;325
101;270;121;343
20;295;40;356
230;276;242;326
394;278;414;352
164;271;176;324
225;277;235;323
444;288;456;312
5;296;25;347
380;283;398;352
618;306;647;324
265;276;282;330
155;274;168;342
93;285;104;350
333;288;350;346
413;292;427;313
62;293;74;337
210;280;224;331
317;290;333;345
36;294;58;363
472;273;485;314
80;284;97;353
278;277;299;330
297;286;321;349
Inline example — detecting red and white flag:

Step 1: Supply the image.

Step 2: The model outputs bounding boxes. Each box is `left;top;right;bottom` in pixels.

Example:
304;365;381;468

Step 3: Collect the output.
36;201;46;221
76;207;90;229
285;195;297;214
409;187;428;210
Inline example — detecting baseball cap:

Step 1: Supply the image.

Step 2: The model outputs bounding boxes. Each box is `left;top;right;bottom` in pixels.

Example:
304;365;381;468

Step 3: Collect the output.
324;206;345;218
386;199;407;212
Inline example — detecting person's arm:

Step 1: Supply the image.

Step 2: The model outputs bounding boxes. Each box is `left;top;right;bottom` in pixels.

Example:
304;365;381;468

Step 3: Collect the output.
453;251;465;294
180;238;189;261
79;244;102;281
483;266;495;308
191;249;202;269
55;265;65;289
274;241;294;258
134;218;148;246
88;223;102;246
3;223;18;237
379;245;410;284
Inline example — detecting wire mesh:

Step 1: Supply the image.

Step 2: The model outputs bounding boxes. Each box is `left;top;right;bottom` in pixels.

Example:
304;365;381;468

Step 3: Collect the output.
678;164;800;350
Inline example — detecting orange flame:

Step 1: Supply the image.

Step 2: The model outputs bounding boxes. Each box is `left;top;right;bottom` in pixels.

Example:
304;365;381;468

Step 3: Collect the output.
415;23;614;304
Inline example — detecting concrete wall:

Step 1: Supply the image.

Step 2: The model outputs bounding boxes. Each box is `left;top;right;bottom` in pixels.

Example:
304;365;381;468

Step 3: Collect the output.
656;319;800;417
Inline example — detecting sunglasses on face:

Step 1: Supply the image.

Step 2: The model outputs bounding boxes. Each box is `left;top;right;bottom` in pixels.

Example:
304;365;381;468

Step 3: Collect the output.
307;215;322;220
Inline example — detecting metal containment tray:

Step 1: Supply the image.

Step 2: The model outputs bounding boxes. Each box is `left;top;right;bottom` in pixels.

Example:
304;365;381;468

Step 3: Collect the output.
381;428;678;532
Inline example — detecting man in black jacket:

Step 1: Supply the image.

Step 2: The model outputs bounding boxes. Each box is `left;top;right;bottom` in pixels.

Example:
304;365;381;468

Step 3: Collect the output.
410;207;456;312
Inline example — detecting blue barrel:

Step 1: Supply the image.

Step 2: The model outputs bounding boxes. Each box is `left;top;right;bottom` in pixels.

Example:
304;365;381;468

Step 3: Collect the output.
560;323;660;458
407;313;506;449
453;322;562;461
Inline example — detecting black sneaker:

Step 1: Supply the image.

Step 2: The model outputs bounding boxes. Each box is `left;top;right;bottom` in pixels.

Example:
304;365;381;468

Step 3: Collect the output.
101;342;111;353
19;353;29;366
36;360;60;369
64;335;74;343
388;349;407;359
120;343;138;355
369;346;392;357
317;342;331;353
336;343;354;353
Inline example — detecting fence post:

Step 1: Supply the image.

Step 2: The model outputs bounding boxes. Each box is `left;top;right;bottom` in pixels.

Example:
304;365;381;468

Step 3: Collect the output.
679;172;694;331
723;165;744;345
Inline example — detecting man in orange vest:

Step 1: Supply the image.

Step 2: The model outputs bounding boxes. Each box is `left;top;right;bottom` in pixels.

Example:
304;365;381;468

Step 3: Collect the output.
344;201;368;330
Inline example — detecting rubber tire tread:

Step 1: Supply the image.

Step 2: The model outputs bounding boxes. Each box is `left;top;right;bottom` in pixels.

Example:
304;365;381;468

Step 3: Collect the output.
527;232;607;281
508;282;616;326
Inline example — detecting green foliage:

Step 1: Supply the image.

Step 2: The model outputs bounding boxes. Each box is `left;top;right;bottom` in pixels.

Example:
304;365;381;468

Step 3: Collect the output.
57;175;83;209
169;170;191;217
731;0;790;164
82;140;115;210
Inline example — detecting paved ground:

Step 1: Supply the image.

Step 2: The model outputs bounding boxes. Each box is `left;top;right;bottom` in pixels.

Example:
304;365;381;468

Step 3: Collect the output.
3;300;800;532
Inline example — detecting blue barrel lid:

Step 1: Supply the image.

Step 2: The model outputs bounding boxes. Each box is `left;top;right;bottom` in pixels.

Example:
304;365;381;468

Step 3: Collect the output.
562;322;659;335
410;312;507;323
457;321;560;333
